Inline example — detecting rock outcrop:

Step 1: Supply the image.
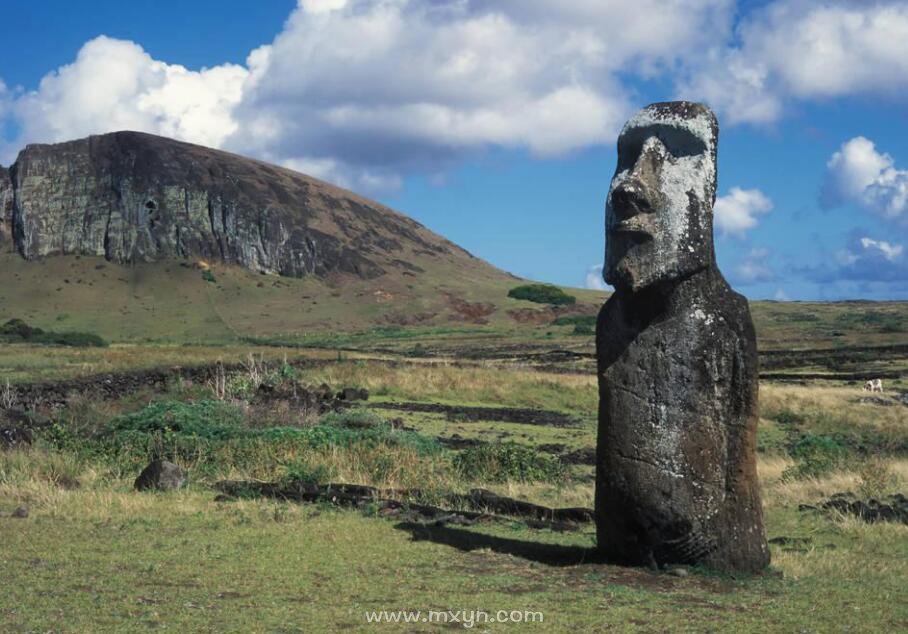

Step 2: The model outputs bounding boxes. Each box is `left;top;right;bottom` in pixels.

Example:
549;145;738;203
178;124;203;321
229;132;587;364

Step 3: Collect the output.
3;131;473;279
595;102;769;573
134;459;186;492
0;165;12;246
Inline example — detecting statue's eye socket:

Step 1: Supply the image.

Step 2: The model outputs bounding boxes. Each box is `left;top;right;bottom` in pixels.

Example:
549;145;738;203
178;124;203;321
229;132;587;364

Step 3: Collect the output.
617;139;643;171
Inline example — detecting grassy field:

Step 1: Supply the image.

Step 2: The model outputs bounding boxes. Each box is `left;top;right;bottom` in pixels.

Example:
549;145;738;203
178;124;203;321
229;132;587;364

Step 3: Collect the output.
2;253;907;355
1;251;906;631
2;353;906;632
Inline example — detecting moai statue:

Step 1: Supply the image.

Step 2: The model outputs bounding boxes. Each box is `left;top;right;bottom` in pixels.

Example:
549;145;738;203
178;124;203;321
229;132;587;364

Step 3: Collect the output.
595;102;769;573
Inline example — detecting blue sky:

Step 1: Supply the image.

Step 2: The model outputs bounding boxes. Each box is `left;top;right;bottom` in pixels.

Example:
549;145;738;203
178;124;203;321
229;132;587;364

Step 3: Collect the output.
2;0;907;300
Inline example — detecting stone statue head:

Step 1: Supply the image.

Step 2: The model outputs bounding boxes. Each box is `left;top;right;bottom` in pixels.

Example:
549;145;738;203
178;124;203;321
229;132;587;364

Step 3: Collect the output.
604;101;718;292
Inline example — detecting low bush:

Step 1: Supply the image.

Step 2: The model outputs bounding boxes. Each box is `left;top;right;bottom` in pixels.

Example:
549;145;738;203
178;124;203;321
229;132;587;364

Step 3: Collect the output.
507;284;576;306
0;318;107;347
453;442;565;483
107;400;245;441
551;315;597;327
782;433;849;481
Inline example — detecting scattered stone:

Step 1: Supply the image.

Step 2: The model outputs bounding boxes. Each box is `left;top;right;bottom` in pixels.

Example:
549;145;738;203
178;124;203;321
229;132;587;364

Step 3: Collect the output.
818;492;908;525
768;536;812;546
596;102;769;573
0;425;33;450
436;434;483;450
562;447;596;466
337;387;369;401
134;459;186;492
856;396;893;407
666;567;689;578
370;401;580;428
56;475;81;490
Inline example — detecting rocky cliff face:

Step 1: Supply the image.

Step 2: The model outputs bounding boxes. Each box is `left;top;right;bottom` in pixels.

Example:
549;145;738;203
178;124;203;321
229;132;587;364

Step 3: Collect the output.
0;165;12;246
3;131;474;279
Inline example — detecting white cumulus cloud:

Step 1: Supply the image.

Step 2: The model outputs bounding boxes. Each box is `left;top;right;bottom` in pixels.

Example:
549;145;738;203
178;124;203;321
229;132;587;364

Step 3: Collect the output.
733;247;775;284
823;136;908;222
682;1;908;124
0;0;735;187
860;237;903;262
585;264;609;291
714;187;773;238
4;36;248;163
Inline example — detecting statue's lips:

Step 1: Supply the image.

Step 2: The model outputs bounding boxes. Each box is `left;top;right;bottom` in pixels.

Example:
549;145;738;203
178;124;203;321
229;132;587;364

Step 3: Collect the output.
609;216;655;237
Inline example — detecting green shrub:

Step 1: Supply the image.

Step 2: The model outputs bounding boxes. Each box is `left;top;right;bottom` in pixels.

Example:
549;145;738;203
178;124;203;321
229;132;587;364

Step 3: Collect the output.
0;318;107;347
453;442;565;483
773;409;807;426
201;269;216;283
507;284;576;306
39;331;107;347
782;433;848;480
0;318;43;338
552;314;597;327
320;409;386;429
107;400;245;440
280;461;338;486
756;422;790;454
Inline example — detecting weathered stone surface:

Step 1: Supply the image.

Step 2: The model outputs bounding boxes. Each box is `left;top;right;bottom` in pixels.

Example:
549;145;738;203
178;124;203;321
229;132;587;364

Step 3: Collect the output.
0;165;12;247
596;102;769;573
134;459;186;492
6;131;470;279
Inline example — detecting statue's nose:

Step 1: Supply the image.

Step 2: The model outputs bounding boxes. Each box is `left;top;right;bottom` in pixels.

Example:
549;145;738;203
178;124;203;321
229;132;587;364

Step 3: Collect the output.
610;138;665;220
629;137;665;185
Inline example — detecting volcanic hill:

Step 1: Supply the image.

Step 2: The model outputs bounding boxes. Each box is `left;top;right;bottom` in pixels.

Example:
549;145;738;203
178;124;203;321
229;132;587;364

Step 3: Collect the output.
0;131;603;342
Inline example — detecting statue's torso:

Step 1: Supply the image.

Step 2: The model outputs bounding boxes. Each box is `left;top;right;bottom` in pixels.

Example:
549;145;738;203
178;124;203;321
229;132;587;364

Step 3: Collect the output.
595;271;761;566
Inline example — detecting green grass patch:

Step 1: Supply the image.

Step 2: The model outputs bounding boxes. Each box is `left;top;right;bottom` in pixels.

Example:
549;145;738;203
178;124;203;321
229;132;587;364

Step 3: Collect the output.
782;433;849;481
453;442;566;483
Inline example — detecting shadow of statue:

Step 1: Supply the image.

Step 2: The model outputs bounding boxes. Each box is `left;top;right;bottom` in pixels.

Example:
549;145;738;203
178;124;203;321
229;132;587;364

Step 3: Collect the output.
395;521;600;567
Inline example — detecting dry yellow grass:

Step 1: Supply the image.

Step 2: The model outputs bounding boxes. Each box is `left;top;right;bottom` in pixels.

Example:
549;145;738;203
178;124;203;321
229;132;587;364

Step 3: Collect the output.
761;382;907;439
300;360;598;413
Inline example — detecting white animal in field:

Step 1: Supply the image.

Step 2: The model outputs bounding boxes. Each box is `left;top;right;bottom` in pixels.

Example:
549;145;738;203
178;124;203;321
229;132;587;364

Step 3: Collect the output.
862;379;883;393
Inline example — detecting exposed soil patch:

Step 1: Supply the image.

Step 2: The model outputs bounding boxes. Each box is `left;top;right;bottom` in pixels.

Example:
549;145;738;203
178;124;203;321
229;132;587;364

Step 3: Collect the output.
5;359;340;409
369;401;581;427
436;434;484;450
381;311;438;326
506;308;557;324
443;293;496;324
760;343;908;371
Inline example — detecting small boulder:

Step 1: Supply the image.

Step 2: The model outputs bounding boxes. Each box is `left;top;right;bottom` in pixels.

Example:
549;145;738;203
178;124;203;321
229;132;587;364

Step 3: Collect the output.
0;425;33;450
0;409;33;450
12;506;28;518
337;387;369;401
134;459;186;492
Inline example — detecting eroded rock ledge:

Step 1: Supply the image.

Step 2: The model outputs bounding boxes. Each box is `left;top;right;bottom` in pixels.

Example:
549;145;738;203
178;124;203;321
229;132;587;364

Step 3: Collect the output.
2;131;470;279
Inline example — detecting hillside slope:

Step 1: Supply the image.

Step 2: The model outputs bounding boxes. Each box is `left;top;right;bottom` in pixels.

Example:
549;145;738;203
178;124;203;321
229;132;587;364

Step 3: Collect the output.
1;131;498;282
0;132;616;338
